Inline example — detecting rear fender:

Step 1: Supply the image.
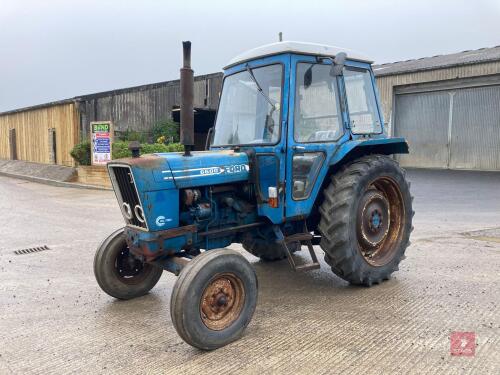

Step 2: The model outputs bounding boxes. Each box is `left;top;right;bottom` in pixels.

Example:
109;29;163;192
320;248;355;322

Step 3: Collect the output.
306;137;409;228
329;137;409;167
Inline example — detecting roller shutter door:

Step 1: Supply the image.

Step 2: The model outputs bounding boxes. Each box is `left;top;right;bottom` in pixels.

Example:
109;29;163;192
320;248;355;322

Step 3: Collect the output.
394;85;500;170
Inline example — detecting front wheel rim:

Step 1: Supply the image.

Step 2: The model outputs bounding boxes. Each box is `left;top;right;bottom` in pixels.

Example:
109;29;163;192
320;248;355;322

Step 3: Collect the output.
356;176;405;266
114;246;151;285
200;273;245;331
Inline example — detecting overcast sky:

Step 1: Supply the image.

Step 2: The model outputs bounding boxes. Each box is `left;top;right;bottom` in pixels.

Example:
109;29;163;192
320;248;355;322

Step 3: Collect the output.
1;0;499;112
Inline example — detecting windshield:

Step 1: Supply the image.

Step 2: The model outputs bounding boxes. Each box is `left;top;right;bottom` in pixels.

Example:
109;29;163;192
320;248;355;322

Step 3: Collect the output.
212;64;282;146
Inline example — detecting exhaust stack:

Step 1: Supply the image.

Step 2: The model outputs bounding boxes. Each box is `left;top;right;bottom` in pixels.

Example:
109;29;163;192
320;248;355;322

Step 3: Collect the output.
180;41;194;156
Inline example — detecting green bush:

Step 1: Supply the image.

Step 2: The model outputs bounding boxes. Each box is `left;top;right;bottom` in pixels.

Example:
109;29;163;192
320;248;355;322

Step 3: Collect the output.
142;142;184;154
112;141;132;159
71;140;184;164
112;141;184;159
119;129;148;143
152;119;180;144
70;141;91;165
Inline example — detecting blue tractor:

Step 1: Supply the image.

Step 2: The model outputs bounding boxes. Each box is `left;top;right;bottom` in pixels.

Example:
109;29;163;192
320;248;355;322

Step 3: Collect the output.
94;41;413;350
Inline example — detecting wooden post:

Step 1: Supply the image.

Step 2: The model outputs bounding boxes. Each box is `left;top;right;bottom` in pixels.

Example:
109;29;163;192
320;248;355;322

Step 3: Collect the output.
8;128;17;160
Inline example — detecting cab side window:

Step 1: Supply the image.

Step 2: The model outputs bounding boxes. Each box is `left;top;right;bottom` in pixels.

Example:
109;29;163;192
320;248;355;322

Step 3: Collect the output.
344;69;382;134
294;63;343;142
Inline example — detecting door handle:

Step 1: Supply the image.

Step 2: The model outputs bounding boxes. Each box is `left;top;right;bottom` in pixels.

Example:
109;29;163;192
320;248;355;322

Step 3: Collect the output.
292;146;306;151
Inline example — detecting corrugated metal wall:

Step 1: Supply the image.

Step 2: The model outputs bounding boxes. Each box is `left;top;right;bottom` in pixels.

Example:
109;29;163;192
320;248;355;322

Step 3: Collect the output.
394;91;450;168
77;73;223;139
450;85;500;170
375;61;500;134
0;102;79;166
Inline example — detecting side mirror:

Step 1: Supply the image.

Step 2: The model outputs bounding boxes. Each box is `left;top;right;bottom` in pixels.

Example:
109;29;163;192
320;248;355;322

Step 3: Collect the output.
330;52;347;76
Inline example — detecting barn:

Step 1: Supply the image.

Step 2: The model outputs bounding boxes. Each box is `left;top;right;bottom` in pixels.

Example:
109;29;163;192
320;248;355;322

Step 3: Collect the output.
0;73;222;166
374;46;500;171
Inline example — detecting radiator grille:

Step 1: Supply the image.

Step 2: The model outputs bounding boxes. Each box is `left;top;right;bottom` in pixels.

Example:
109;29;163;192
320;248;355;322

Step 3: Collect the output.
109;165;147;229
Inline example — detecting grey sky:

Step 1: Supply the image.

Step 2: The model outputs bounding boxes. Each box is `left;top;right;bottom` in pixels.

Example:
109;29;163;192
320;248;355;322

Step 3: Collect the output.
1;0;499;112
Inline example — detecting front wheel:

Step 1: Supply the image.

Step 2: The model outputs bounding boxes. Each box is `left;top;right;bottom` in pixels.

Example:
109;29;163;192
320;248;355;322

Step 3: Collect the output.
170;249;258;350
318;155;413;286
94;228;163;299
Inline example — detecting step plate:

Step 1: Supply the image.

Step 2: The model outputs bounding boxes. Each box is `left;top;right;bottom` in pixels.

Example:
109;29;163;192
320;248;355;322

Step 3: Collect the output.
282;238;320;272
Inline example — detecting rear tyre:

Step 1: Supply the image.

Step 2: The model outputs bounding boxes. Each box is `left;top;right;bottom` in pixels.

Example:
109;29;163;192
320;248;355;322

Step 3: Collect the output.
241;229;300;261
170;249;258;350
94;228;163;299
318;155;413;286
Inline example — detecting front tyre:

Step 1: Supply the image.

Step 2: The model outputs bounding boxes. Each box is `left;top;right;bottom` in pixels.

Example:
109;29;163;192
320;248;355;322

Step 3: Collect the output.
318;155;413;286
170;249;258;350
94;228;163;299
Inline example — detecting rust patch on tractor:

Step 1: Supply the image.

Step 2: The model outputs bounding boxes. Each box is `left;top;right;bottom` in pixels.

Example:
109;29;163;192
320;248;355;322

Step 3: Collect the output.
124;225;197;262
126;154;164;169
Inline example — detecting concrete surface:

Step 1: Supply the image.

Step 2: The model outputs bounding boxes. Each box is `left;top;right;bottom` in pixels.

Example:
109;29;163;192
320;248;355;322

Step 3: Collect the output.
0;159;76;182
0;169;499;374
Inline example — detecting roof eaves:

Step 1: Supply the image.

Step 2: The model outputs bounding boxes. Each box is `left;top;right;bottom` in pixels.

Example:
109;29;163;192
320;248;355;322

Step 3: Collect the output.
373;56;500;77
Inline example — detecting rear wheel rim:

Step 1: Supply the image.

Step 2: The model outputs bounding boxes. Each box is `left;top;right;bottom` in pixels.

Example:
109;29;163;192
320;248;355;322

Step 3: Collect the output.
356;176;405;266
200;273;245;331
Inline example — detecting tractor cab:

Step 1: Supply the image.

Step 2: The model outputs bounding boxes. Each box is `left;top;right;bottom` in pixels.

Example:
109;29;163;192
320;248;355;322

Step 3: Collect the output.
210;41;393;222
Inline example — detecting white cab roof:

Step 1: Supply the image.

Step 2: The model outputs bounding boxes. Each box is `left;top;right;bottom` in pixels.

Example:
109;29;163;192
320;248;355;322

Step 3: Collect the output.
224;41;373;69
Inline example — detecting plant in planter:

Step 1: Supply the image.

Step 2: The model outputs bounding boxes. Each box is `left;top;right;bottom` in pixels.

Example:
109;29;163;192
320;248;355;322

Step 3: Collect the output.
70;141;91;166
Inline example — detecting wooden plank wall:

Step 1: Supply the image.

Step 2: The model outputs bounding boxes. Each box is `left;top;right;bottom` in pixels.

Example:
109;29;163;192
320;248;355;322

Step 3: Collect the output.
0;103;79;166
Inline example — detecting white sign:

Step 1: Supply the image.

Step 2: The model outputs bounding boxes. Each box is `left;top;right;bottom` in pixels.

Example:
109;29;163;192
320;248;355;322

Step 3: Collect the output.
91;121;113;165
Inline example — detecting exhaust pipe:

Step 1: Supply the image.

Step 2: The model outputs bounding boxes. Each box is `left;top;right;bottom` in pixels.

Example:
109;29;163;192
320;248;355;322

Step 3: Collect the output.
180;41;194;156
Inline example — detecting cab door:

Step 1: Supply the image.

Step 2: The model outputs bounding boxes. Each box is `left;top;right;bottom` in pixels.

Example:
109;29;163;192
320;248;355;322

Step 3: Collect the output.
285;54;350;219
219;54;291;224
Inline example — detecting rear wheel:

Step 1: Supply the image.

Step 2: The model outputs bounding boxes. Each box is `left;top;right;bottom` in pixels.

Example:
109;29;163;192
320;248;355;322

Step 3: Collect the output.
94;228;163;299
318;155;413;286
170;249;258;350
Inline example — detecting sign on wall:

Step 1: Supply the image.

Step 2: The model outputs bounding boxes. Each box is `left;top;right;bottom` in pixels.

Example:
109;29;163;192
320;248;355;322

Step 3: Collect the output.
90;121;113;165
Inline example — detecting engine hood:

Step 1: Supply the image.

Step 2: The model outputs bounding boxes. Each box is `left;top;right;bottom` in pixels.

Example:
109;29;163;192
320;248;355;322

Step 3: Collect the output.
154;150;250;188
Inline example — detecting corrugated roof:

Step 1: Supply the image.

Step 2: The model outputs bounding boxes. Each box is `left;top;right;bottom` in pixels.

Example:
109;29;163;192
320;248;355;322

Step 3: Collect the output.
373;45;500;77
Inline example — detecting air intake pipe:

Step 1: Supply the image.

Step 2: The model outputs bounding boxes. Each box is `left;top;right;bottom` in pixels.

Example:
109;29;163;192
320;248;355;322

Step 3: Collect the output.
180;41;194;156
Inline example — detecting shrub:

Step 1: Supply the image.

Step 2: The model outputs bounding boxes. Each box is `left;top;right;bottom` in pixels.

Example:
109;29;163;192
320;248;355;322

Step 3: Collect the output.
142;142;184;154
112;141;183;159
70;141;91;165
118;129;148;143
152;119;180;144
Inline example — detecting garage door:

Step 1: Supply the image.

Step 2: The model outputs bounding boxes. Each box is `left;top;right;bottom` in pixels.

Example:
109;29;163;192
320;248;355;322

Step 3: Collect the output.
394;85;500;170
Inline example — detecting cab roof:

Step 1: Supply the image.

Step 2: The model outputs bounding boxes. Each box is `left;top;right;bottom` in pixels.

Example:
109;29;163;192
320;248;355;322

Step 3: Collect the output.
224;41;373;69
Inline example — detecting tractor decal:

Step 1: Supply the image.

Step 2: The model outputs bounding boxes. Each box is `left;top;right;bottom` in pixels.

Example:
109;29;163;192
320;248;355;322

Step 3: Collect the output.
161;164;249;180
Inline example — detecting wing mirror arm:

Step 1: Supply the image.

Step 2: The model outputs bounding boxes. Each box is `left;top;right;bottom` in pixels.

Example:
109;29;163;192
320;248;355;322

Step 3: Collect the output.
330;52;347;76
305;52;347;89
